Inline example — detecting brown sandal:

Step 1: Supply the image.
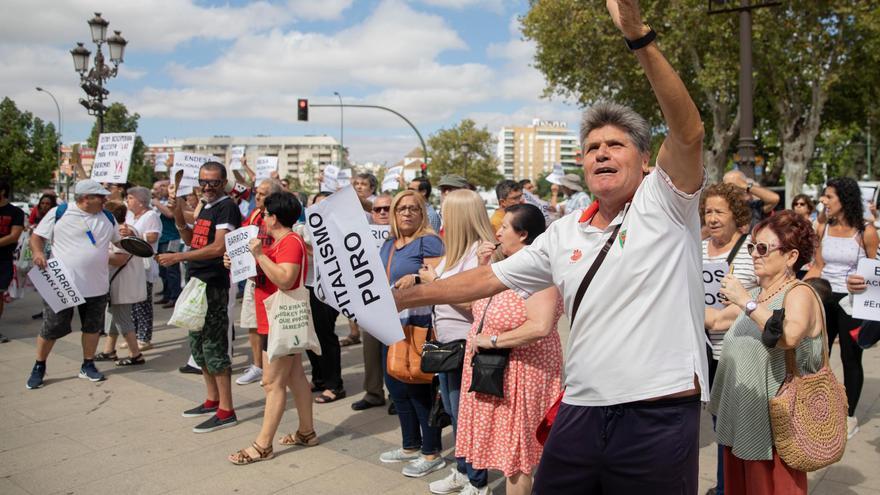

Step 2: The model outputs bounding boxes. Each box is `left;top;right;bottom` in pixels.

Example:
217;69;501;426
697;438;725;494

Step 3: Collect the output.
228;442;274;465
279;430;319;447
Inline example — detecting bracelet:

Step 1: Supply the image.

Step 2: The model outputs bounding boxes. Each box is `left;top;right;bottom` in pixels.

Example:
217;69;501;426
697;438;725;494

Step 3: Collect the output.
625;26;656;51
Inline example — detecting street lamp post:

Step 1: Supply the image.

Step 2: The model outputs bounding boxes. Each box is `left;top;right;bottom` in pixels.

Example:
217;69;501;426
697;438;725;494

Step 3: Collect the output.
35;87;63;196
333;91;344;168
461;143;470;181
70;12;127;135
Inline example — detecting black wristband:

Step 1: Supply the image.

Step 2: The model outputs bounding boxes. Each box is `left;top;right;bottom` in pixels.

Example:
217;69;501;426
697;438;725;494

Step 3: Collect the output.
625;27;657;51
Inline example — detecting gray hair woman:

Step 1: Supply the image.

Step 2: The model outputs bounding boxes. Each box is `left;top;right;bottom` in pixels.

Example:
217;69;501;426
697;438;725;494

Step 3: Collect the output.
125;186;163;350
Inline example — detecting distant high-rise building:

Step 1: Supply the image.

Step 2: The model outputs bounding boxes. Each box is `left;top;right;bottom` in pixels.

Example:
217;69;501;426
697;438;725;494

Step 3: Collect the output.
496;119;580;181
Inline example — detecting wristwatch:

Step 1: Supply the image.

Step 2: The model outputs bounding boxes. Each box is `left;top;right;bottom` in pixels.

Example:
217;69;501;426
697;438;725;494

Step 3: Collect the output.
490;335;498;348
625;25;657;51
744;300;758;316
746;181;754;193
413;274;421;285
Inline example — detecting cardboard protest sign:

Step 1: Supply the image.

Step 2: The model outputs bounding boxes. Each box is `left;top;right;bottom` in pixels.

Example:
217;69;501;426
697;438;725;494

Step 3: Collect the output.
305;186;404;345
229;146;245;171
703;261;729;309
28;258;85;313
91;132;136;184
321;165;340;192
171;152;213;196
224;225;260;284
154;152;169;173
545;164;565;185
369;225;391;248
523;190;556;226
382;166;403;192
255;156;278;180
853;258;880;321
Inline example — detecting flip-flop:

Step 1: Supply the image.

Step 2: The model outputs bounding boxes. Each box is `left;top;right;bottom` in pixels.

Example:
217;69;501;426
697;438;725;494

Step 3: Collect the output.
314;389;346;404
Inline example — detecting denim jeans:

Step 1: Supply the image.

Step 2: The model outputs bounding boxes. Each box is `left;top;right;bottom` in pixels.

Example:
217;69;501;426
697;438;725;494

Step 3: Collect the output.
157;242;181;301
382;344;442;455
439;369;488;488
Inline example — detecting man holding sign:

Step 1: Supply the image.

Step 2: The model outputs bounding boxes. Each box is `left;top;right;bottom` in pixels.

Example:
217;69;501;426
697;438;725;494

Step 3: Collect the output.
26;180;128;389
157;162;242;433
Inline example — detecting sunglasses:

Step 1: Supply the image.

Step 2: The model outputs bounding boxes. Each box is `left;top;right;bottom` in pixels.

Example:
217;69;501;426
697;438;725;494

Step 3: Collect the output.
747;241;782;257
793;202;807;207
372;206;390;213
198;179;223;187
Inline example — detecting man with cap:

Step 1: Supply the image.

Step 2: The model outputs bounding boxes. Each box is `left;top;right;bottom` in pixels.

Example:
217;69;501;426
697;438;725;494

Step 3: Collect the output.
27;179;131;389
437;175;469;207
550;173;592;217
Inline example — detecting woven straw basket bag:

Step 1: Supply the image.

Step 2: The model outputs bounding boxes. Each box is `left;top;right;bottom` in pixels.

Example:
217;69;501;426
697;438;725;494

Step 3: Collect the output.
769;283;848;472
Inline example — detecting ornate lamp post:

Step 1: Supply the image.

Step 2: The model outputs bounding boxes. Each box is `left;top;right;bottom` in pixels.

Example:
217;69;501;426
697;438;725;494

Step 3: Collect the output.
70;13;127;134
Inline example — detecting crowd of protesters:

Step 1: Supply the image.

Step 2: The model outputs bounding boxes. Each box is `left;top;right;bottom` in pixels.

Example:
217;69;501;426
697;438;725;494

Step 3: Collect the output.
0;2;873;494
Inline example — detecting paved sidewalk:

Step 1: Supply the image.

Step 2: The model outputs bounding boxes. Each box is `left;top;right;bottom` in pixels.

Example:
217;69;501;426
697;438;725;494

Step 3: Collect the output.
0;289;877;494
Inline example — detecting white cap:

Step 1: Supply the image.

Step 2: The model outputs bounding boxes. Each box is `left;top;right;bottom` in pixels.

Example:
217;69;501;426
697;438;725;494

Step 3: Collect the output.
74;179;111;196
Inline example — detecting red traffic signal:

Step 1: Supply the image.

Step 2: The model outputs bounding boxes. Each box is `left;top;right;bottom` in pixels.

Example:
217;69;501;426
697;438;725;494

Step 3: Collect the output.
420;162;427;177
297;99;309;121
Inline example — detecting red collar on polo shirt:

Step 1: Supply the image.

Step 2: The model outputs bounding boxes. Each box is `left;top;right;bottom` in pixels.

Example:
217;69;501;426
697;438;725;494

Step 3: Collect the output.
578;201;600;224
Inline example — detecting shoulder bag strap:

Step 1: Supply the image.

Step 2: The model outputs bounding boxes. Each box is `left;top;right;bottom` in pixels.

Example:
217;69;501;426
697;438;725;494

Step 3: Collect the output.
474;297;493;335
109;255;134;286
726;234;748;266
385;241;396;282
570;222;623;322
780;281;830;377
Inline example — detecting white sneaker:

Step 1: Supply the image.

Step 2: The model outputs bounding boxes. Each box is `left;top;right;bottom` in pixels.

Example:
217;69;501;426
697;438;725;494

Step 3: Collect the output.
429;467;469;494
459;484;492;495
235;365;263;385
847;416;859;439
401;456;446;478
379;448;420;463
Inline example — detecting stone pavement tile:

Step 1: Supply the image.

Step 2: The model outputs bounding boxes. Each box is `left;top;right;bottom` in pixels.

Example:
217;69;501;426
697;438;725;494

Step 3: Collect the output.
315;396;395;430
122;444;235;491
0;437;93;478
165;465;292;495
345;413;409;448
0;420;68;453
823;434;880;490
0;407;36;429
54;469;171;495
0;477;30;495
811;479;880;494
250;445;355;485
280;458;427;494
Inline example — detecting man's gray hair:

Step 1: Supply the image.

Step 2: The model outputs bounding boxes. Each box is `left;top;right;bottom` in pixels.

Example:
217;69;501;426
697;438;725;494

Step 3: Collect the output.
127;186;151;207
259;178;284;195
580;102;651;155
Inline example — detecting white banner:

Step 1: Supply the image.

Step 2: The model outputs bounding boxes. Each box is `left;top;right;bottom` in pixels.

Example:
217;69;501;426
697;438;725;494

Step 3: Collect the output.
853;258;880;320
229;146;245;171
225;225;260;284
172;152;213;196
91;132;136;184
369;224;391;248
703;261;729;309
154;152;169;173
255;156;278;181
28;258;85;313
381;166;403;192
306;186;404;345
321;165;340;192
523;190;556;226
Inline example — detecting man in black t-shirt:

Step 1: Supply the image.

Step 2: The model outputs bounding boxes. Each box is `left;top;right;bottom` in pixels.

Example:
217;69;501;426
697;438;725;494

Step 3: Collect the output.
0;180;25;343
158;162;241;433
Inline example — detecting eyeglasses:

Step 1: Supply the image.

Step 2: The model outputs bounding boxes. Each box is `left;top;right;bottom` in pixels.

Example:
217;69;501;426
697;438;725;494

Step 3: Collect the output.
198;179;223;188
747;241;782;257
395;206;421;215
372;206;390;213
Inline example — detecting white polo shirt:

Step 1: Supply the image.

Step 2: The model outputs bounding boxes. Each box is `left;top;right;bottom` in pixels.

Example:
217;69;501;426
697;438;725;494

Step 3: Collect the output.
34;203;121;298
491;166;709;406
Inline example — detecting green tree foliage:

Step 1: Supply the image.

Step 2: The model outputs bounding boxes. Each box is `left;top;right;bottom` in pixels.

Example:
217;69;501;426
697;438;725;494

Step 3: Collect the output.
0;97;60;194
86;102;151;186
427;119;502;190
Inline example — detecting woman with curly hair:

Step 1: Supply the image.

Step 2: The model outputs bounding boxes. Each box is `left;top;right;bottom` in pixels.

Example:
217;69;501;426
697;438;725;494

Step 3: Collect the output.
805;177;878;439
790;193;815;222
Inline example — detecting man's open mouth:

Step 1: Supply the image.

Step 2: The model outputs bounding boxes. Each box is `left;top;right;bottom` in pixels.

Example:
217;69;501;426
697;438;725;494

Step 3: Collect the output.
595;167;617;175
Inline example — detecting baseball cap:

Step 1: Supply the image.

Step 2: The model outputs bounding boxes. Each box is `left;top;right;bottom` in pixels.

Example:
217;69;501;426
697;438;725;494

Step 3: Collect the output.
438;174;469;189
559;174;584;192
74;179;111;196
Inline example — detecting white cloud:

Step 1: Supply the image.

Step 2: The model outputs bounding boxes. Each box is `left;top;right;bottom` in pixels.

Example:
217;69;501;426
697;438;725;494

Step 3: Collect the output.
416;0;505;13
287;0;353;20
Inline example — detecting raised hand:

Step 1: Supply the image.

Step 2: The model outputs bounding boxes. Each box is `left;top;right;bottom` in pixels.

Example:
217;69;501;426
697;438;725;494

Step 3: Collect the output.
606;0;649;40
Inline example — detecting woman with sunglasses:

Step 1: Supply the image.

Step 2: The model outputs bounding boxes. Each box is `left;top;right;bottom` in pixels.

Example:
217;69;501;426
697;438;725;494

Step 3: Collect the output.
804;177;877;439
790;194;814;222
379;190;446;478
227;191;317;465
705;211;825;494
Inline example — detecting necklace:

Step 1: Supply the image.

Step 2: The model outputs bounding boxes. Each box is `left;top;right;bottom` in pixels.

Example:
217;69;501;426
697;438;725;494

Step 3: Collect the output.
757;277;796;303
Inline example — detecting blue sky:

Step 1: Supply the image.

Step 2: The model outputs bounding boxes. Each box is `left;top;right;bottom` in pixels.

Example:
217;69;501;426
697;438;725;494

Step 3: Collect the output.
5;0;582;164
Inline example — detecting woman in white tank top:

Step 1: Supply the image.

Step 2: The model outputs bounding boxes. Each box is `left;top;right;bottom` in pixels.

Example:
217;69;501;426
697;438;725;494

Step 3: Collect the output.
805;177;878;439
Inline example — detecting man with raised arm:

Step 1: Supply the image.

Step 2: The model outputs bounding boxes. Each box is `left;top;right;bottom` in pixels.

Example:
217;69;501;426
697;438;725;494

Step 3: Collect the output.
395;1;706;492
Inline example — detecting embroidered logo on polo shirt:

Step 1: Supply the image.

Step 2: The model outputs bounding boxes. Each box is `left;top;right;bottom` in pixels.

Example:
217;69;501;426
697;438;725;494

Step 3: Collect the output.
570;249;582;262
619;229;627;248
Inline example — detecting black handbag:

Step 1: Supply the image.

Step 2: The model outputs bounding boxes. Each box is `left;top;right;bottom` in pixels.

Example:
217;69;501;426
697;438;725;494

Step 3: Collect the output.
468;298;510;398
427;377;452;428
421;338;466;373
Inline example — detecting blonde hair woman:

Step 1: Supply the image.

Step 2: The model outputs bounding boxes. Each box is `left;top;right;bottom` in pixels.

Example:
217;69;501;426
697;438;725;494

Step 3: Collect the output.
418;189;499;494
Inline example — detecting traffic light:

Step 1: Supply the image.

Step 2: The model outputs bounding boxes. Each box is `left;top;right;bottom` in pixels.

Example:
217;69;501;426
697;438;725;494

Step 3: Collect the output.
297;99;309;121
420;162;427;177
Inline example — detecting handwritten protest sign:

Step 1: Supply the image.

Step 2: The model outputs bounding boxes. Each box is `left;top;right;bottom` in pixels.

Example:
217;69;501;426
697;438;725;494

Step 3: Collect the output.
306;186;404;345
703;261;729;309
321;165;340;192
229;146;245;171
369;225;391;248
154;152;169;173
224;225;259;284
255;156;278;180
91;132;136;184
28;258;85;313
172;152;213;196
523;190;556;226
853;258;880;321
381;166;403;192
